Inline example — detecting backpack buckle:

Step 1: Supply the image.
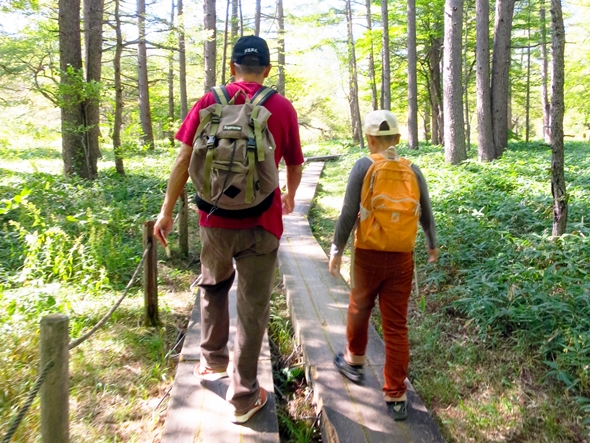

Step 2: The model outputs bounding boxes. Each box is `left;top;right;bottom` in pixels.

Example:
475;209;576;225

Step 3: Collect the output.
207;135;216;148
246;137;256;150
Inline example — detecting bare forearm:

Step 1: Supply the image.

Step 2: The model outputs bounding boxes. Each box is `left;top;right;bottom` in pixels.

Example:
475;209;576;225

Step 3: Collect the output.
160;143;192;217
285;164;302;197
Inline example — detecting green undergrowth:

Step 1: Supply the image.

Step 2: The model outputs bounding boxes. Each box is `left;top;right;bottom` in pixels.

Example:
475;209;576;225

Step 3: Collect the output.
0;142;200;441
307;140;590;441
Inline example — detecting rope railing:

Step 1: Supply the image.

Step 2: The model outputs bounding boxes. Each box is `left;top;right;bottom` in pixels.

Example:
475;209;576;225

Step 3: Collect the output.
69;243;152;350
2;223;164;443
1;361;55;443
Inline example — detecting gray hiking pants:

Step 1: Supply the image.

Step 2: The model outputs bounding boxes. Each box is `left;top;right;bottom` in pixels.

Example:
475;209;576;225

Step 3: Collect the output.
197;226;279;413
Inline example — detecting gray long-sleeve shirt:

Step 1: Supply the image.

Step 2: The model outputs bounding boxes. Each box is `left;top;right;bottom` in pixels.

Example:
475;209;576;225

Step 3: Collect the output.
330;156;437;256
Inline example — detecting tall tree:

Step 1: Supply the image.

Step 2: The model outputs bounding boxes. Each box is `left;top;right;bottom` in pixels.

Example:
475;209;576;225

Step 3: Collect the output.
254;0;261;36
491;0;516;158
365;0;378;110
345;0;363;148
167;0;175;146
59;0;91;178
550;0;567;236
231;0;239;42
428;36;443;145
204;0;216;91
221;0;230;84
540;1;550;143
178;0;188;119
136;0;155;149
381;0;391;110
83;0;104;179
277;0;286;96
407;0;419;148
112;0;126;175
443;0;466;164
476;0;494;161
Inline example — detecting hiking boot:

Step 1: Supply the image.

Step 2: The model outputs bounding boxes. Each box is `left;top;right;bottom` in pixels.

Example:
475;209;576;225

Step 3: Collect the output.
333;352;364;384
194;363;228;381
387;401;408;421
232;387;268;424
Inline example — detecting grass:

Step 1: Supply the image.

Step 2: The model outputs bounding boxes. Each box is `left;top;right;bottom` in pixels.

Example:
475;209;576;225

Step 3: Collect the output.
306;140;590;441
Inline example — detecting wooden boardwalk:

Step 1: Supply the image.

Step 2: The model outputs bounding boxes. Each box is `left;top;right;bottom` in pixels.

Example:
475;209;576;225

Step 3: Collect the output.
161;161;445;442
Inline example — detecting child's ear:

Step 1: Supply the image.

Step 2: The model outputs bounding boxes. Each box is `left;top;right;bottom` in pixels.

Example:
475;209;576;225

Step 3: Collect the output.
394;134;401;145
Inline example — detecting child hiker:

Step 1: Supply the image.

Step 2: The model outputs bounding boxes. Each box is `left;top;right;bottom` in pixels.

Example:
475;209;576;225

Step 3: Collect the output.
328;110;439;421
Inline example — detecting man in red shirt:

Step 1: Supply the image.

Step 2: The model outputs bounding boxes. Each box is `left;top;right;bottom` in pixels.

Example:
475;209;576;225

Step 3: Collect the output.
154;36;303;423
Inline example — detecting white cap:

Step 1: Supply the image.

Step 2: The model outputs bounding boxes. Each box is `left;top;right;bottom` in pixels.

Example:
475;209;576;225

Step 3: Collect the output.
363;110;400;136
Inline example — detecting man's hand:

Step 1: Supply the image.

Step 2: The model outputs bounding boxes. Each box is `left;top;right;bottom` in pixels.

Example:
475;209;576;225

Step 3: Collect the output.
154;213;173;247
428;248;439;263
281;192;295;214
329;254;342;277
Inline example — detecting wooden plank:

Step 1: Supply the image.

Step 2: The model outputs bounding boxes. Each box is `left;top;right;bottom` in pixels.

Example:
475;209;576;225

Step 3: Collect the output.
161;274;279;443
278;162;446;443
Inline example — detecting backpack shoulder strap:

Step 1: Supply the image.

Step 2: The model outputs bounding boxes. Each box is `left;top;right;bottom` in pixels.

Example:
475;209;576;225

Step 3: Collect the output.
211;86;230;105
251;86;277;106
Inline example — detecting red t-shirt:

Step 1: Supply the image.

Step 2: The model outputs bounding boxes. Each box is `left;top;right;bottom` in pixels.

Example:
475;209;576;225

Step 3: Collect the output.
175;81;304;239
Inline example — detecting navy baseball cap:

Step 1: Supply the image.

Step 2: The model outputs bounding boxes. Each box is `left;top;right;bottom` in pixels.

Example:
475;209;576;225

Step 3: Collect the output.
231;35;271;66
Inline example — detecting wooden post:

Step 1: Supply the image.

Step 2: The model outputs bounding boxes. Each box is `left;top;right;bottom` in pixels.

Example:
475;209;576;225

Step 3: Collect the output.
143;220;159;326
40;314;69;443
179;188;189;257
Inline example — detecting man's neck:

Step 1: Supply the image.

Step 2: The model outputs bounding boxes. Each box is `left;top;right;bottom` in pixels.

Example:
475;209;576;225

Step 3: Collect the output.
233;74;265;84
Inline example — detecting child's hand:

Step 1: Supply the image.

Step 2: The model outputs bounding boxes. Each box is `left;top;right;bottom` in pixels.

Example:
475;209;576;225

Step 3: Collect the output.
329;254;342;277
428;248;439;263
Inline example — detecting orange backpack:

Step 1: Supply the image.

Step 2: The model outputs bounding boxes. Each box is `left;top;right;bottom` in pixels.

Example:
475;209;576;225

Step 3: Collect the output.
354;151;421;252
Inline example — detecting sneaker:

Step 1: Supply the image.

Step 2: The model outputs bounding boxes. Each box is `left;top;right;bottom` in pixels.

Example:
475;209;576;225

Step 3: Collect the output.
387;401;408;421
333;352;364;384
194;363;228;381
232;387;268;424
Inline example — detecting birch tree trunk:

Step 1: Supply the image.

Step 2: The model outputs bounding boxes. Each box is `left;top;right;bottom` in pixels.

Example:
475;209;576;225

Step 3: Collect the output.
491;0;516;158
407;0;419;149
137;0;155;149
365;0;377;110
277;0;286;96
345;0;363;148
83;0;103;179
59;0;90;178
204;0;217;92
381;0;391;110
113;0;126;175
443;0;466;164
476;0;494;161
550;0;567;236
178;0;188;119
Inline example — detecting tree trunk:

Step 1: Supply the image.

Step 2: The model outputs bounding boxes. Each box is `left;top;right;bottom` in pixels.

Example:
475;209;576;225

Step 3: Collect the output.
112;0;125;175
525;3;531;143
221;0;230;85
345;0;363;148
550;0;567;236
254;0;261;36
204;0;217;92
381;0;391;110
407;0;418;149
277;0;286;96
59;0;90;178
231;0;239;43
137;0;155;150
429;36;443;145
463;0;470;152
168;0;175;146
365;0;377;110
443;0;466;164
178;0;188;119
491;0;516;158
83;0;103;179
476;0;494;161
540;2;550;143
